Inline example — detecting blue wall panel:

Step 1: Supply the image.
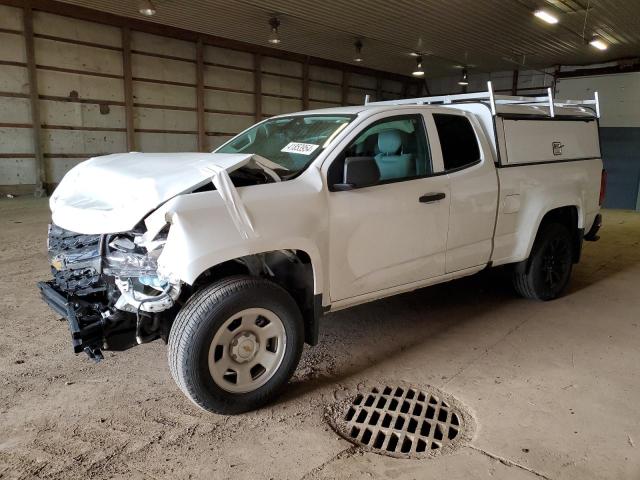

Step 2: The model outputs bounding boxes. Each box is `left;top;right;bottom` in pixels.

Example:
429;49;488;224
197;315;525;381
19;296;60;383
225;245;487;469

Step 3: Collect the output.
599;127;640;210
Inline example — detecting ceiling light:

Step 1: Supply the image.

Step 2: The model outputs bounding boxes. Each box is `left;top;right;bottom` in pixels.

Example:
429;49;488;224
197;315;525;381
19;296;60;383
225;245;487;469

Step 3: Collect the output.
458;68;469;86
268;17;281;45
412;55;425;77
353;40;364;63
138;0;156;16
534;9;559;24
589;36;608;50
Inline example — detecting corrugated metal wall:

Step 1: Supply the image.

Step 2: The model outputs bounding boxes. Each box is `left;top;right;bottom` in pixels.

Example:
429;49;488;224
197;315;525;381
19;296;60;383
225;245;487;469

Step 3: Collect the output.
0;4;411;194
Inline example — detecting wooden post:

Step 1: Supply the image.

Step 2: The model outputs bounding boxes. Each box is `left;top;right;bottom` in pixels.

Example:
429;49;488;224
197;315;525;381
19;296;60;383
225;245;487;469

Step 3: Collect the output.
121;26;135;151
302;58;309;111
196;37;206;151
23;4;45;197
341;70;350;106
512;69;519;96
254;53;262;121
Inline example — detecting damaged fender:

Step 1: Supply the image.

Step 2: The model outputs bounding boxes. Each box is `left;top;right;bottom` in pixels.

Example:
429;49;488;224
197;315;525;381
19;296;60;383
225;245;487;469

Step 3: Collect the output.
147;166;327;294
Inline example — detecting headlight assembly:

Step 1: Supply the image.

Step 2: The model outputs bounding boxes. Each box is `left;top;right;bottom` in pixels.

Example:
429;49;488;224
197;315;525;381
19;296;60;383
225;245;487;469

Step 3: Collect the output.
104;233;165;279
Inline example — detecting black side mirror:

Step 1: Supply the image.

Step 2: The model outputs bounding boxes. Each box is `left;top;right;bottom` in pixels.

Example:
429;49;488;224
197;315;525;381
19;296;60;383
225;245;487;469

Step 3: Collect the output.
333;156;380;191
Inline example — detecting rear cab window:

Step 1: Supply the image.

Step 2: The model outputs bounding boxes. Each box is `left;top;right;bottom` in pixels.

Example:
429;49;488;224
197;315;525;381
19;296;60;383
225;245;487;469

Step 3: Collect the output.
433;113;481;171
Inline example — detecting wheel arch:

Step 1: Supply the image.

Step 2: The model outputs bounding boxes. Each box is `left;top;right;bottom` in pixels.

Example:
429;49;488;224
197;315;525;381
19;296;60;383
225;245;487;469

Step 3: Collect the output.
187;248;323;346
526;204;582;263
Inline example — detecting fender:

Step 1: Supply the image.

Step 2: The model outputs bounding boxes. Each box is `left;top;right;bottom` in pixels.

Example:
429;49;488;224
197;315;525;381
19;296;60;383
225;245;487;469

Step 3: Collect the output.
517;198;584;262
146;174;328;296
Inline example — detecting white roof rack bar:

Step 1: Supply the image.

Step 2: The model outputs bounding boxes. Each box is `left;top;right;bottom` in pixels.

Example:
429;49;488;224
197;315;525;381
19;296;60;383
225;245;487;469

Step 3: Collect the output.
364;82;600;118
488;81;496;116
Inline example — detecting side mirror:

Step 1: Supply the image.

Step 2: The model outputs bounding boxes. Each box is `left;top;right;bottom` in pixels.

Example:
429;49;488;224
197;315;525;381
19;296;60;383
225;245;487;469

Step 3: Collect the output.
333;156;380;191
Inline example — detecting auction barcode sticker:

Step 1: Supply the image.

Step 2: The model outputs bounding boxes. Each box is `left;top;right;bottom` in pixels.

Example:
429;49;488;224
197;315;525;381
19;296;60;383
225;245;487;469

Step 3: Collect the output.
281;142;320;155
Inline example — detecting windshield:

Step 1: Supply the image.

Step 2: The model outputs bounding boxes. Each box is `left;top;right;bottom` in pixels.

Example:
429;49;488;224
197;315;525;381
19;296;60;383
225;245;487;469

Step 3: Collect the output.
216;115;354;174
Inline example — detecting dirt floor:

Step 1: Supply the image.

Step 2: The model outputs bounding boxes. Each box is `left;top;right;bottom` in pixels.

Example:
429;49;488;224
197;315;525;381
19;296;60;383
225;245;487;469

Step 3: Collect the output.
1;198;639;480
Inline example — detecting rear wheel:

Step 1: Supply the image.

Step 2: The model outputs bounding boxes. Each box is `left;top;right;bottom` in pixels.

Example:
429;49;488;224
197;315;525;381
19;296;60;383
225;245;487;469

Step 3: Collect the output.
168;275;304;414
513;223;574;301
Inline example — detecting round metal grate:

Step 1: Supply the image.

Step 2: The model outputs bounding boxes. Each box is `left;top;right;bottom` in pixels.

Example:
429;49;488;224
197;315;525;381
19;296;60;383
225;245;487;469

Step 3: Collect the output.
329;384;472;458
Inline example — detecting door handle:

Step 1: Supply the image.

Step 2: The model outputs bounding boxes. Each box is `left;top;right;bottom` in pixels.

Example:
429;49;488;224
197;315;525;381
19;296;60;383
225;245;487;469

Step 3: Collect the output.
419;192;446;203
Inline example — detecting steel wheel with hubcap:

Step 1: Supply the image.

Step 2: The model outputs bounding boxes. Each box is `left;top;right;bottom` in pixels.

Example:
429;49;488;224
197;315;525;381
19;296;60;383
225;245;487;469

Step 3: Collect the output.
168;276;304;414
208;308;287;394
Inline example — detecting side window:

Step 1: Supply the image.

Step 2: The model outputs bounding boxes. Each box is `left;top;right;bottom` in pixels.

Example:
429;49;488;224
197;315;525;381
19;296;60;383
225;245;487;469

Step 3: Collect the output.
433;114;480;171
328;115;431;186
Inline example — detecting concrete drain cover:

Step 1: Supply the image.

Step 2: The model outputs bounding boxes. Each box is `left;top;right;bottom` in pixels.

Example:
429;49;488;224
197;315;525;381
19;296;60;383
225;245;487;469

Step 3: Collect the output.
329;384;473;458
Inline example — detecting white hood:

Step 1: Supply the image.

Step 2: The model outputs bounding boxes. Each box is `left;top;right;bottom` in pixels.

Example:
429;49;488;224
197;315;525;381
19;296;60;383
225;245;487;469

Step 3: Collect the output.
50;152;265;234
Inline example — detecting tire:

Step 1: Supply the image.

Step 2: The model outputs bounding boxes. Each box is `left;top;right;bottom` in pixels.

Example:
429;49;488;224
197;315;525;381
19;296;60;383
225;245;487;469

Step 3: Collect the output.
168;275;304;414
513;223;574;301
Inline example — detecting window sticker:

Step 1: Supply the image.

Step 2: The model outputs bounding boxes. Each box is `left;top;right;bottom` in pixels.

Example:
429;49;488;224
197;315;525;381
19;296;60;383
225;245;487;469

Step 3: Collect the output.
281;142;320;155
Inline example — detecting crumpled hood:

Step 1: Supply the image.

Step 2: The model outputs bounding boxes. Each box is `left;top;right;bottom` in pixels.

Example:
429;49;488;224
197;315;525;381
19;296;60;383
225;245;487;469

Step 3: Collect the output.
50;152;260;234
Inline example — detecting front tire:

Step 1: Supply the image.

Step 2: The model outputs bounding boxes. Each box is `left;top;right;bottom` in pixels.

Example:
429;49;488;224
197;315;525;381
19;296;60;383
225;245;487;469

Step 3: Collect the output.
168;275;304;414
513;223;574;301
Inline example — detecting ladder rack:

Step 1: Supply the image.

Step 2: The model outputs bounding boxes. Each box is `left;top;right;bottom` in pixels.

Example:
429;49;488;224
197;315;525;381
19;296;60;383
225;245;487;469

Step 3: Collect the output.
365;81;600;118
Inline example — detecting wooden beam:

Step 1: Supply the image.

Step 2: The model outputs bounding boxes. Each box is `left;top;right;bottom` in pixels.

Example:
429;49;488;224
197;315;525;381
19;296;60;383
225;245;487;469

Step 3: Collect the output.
512;69;519;96
121;26;135;151
341;71;350;106
0;0;413;84
302;58;309;111
23;4;45;197
254;53;262;122
196;37;206;151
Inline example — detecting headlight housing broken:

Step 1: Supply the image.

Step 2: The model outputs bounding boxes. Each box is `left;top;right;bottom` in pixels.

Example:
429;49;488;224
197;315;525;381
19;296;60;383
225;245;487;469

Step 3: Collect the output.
104;233;165;280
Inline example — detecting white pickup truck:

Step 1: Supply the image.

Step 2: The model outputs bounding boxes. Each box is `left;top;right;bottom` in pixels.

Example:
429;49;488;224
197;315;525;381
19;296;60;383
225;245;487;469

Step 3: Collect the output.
38;83;605;414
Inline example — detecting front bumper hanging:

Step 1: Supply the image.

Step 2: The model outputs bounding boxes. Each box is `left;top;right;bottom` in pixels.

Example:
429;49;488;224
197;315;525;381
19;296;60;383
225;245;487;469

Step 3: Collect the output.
37;281;104;361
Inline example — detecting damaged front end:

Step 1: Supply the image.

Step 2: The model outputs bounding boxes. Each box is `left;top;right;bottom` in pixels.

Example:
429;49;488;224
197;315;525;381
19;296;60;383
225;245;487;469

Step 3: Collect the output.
38;224;181;361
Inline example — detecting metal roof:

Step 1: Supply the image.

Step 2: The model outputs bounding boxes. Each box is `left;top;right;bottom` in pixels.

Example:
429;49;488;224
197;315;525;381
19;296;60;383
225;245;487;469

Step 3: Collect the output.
58;0;640;77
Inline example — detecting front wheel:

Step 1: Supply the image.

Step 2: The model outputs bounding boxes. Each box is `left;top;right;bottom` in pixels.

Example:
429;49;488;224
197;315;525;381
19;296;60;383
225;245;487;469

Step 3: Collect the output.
513;223;574;301
168;276;304;414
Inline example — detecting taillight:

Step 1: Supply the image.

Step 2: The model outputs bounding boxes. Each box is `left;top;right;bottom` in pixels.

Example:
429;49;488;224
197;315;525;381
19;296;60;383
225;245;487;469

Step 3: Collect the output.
599;169;607;206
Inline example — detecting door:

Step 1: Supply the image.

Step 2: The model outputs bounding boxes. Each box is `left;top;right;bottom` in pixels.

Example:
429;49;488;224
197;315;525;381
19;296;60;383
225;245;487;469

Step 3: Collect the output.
430;111;499;273
325;113;451;302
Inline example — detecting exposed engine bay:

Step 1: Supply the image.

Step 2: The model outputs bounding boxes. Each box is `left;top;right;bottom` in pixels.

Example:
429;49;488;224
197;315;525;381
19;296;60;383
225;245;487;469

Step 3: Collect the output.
39;223;182;360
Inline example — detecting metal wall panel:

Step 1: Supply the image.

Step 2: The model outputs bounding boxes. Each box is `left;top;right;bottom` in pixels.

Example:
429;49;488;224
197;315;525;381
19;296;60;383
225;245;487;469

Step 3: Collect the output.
0;32;27;62
37;69;124;100
131;31;195;59
0;127;33;153
0;4;22;30
0;158;37;184
0;65;29;93
39;100;125;128
0;97;31;124
204;89;254;114
33;11;121;46
0;2;412;190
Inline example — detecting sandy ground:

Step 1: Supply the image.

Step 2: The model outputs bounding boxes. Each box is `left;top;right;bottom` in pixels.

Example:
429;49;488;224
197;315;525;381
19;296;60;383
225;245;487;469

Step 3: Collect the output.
0;198;639;480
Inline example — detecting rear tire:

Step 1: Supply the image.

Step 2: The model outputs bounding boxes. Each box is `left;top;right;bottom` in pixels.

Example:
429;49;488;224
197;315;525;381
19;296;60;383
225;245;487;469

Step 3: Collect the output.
168;275;304;414
513;223;574;301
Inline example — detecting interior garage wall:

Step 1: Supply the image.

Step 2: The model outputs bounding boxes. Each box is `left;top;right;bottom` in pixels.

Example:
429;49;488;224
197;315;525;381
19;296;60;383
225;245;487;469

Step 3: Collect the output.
0;2;415;195
557;72;640;211
426;68;555;97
